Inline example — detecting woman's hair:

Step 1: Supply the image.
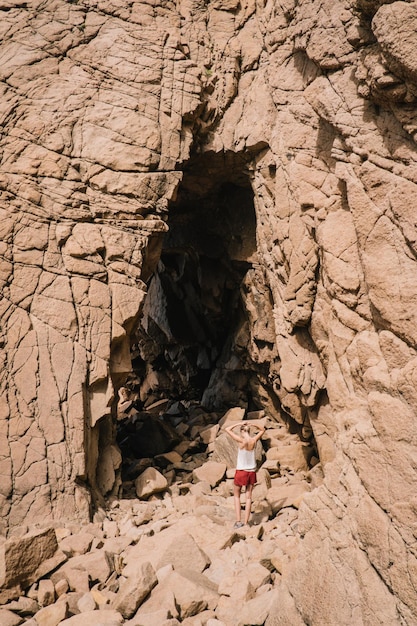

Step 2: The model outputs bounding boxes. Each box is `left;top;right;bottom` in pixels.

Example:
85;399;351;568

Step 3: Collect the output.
240;424;250;434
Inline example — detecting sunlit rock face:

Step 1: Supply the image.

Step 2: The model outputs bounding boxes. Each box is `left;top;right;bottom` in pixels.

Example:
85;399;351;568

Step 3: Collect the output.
2;0;417;621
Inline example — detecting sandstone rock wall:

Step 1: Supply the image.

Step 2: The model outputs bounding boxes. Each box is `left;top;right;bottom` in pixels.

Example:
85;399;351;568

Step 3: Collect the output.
2;0;417;622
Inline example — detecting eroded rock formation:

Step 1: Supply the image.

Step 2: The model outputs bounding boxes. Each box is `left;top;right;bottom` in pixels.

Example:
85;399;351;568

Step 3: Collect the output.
2;0;417;622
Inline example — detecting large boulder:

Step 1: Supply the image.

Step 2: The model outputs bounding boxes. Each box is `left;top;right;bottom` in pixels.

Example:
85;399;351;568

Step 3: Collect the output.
111;561;157;619
0;528;65;599
51;550;114;588
135;468;168;500
123;528;211;576
192;462;226;488
152;570;219;620
266;484;310;515
266;443;309;473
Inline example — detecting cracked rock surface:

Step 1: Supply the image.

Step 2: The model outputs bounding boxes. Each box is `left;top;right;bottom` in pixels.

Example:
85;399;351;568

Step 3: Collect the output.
2;0;417;623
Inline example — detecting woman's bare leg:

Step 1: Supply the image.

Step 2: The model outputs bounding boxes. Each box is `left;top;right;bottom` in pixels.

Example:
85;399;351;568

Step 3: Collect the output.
244;483;254;525
234;484;242;522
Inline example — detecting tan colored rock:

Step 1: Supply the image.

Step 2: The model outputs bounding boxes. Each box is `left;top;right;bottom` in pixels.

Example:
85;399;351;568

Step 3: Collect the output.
135;468;168;499
199;424;220;444
5;596;38;616
102;520;119;539
58;532;94;558
128;579;178;623
266;443;309;473
97;444;123;495
218;407;246;428
123;527;210;576
33;600;68;626
90;586;112;609
111;561;157;619
247;562;272;589
181;611;217;626
155;451;183;467
0;528;62;590
160;569;219;619
256;467;272;489
76;592;96;612
260;460;280;475
218;589;279;626
2;0;417;623
37;578;55;607
218;574;255;601
102;536;132;555
53;568;89;594
125;608;172;626
266;484;310;515
192;461;226;488
59;609;123;626
54;578;69;598
372;3;417;83
55;550;114;587
264;585;306;625
0;609;22;626
250;499;273;526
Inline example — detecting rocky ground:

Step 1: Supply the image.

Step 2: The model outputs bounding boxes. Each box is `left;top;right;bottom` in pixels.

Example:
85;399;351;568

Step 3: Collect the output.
0;406;321;626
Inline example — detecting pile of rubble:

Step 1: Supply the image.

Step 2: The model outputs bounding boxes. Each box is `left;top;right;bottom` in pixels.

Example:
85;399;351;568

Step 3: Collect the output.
0;408;323;626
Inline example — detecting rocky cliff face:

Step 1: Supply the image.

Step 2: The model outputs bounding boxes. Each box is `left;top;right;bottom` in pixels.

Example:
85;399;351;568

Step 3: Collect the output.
1;0;417;622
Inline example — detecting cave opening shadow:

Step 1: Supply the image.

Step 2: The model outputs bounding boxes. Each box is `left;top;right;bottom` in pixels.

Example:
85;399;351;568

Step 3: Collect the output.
134;154;260;415
116;151;320;490
116;152;271;469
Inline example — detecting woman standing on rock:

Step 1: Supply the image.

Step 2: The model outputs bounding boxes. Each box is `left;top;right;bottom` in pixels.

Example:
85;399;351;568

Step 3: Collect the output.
225;421;265;528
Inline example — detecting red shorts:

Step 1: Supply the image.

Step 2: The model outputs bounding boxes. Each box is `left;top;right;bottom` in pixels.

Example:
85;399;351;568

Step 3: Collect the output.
234;470;256;487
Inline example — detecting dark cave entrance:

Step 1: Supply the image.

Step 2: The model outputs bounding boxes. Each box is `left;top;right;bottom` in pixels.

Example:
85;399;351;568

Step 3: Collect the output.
132;151;261;412
116;151;270;463
115;151;319;485
136;180;258;408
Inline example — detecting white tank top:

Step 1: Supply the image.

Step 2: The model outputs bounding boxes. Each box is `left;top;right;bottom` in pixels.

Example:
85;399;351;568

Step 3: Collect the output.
236;446;256;471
